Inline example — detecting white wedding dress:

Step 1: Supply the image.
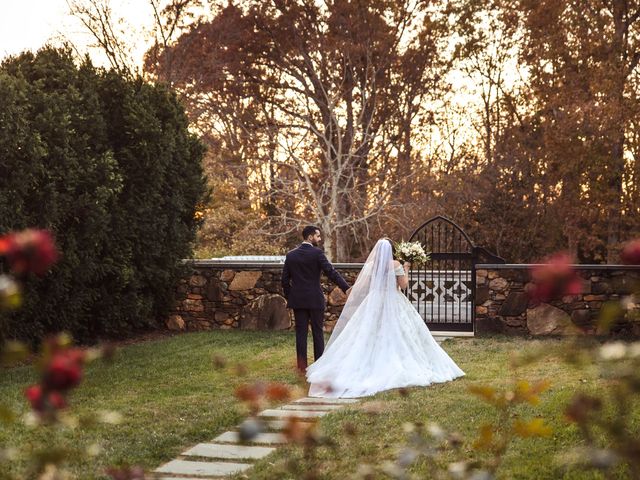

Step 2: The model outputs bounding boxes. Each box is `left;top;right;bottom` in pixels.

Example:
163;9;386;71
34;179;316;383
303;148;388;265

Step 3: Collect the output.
306;239;464;398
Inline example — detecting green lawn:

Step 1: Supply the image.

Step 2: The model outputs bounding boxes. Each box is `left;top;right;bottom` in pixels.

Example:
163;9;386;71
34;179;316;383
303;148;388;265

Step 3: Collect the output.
0;332;636;479
0;331;299;479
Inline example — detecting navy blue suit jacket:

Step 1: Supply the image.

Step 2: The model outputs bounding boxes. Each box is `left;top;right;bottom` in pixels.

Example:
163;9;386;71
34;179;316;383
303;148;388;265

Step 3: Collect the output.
281;244;350;310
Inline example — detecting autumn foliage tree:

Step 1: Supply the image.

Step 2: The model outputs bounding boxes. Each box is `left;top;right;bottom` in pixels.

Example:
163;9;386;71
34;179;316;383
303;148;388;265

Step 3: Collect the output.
147;0;455;261
489;0;640;262
410;0;640;262
62;0;640;262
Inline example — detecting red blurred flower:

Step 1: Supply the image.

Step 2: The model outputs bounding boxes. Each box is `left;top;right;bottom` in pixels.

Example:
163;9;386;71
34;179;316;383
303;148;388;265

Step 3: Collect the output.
64;348;86;365
25;385;68;412
235;383;264;403
25;384;44;410
565;394;602;423
105;466;146;479
48;391;67;410
43;349;85;391
283;416;318;445
529;253;582;302
0;229;59;276
23;341;87;414
621;239;640;265
265;382;291;402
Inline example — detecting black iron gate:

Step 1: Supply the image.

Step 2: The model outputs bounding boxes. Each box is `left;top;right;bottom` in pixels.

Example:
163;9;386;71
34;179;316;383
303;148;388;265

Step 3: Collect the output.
405;215;503;333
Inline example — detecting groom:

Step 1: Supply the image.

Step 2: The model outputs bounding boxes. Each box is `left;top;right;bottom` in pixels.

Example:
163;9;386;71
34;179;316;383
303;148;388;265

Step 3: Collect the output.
282;226;351;373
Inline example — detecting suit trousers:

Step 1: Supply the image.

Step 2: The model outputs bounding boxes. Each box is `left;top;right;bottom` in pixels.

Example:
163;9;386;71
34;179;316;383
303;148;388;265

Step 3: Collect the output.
293;308;325;371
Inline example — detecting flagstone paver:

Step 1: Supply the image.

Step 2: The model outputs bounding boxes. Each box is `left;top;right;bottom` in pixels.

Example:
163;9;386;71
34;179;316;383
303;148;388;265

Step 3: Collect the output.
156;477;213;480
214;431;287;444
157;477;210;480
183;443;276;460
156;459;252;476
262;418;301;430
280;403;343;411
293;397;359;404
154;396;359;478
258;408;328;418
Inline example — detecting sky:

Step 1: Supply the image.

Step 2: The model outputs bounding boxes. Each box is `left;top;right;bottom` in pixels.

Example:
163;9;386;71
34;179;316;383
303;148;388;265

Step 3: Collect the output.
0;0;152;66
1;1;70;59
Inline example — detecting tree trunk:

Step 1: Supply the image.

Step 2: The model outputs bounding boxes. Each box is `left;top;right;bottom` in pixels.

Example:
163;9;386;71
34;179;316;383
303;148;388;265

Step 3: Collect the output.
321;220;336;262
606;1;627;263
335;227;350;263
606;131;625;263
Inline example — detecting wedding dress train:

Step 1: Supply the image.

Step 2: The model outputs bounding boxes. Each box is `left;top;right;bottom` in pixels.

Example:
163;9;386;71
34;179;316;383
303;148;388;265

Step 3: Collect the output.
306;239;464;398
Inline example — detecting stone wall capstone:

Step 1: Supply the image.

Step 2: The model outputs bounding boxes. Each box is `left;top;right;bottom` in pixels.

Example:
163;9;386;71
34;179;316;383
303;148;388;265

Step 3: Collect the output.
168;261;639;336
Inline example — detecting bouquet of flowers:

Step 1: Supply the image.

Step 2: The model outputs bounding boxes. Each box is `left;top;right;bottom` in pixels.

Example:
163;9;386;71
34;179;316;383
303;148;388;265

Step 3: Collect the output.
395;240;430;267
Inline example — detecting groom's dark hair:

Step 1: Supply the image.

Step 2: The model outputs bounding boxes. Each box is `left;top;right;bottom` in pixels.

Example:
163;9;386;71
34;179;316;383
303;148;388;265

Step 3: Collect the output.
302;225;320;240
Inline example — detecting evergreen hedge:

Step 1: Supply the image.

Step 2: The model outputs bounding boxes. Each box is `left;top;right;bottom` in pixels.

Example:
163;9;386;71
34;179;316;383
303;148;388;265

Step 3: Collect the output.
0;48;206;342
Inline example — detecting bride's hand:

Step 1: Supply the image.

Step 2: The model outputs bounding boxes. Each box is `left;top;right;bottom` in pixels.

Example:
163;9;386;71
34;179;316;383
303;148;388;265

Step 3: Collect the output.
346;287;353;297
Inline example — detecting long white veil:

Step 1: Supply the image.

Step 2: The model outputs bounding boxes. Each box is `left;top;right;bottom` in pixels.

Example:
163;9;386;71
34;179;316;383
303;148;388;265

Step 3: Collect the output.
325;238;396;350
308;237;464;398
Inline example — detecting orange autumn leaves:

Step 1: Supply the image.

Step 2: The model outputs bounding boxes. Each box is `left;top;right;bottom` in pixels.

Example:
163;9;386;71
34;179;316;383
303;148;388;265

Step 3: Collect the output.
468;379;551;408
234;381;292;411
469;380;553;451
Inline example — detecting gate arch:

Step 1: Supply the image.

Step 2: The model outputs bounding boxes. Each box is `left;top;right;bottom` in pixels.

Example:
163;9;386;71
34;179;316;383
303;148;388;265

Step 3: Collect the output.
406;215;500;333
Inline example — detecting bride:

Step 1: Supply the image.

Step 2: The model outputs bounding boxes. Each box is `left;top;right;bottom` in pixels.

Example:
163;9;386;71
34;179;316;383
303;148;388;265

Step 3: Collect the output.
306;238;465;398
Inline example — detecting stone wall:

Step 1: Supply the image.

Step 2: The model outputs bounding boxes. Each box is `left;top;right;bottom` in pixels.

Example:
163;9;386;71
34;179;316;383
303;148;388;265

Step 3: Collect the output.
167;261;640;336
475;265;640;336
167;261;361;333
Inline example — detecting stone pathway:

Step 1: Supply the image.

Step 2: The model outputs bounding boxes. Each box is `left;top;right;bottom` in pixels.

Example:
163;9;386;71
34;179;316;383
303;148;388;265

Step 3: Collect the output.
152;336;450;479
152;396;359;479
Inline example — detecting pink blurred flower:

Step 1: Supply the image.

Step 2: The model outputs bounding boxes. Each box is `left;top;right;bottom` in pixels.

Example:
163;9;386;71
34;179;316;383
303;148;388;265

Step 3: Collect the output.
529;252;582;302
621;239;640;265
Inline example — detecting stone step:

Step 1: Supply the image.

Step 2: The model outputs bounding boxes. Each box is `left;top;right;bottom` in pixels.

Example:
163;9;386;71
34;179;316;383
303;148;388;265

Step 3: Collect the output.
260;418;314;431
293;397;359;405
215;431;287;445
182;443;275;461
258;409;328;419
280;403;343;411
155;459;252;477
433;336;450;343
156;477;213;480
